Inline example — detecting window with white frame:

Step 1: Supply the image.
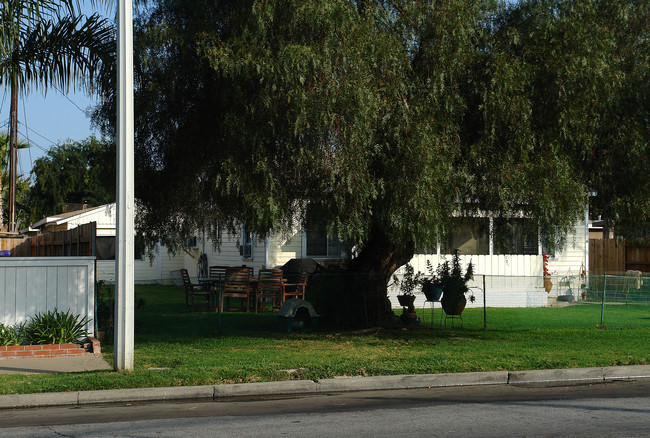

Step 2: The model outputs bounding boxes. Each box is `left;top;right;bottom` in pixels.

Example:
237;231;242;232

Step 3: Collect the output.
493;218;538;255
442;218;490;255
305;227;352;258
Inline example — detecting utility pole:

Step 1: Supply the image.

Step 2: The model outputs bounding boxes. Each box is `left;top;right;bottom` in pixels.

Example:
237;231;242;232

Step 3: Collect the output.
8;68;19;233
114;0;135;371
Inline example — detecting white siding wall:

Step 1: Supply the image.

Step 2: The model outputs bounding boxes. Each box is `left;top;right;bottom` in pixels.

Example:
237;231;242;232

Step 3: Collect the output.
97;245;184;284
0;257;95;333
185;230;266;278
65;205;116;237
268;231;302;268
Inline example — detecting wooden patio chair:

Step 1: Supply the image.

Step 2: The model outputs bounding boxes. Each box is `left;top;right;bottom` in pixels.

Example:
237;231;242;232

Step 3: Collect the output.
256;269;284;312
282;270;308;303
221;267;251;312
181;268;212;310
209;265;228;280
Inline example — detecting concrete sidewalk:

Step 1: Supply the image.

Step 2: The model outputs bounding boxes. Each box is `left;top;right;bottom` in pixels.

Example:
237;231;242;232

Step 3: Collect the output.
0;358;648;410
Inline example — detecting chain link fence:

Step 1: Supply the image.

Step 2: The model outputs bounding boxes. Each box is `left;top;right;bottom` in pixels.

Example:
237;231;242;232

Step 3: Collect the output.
99;271;650;331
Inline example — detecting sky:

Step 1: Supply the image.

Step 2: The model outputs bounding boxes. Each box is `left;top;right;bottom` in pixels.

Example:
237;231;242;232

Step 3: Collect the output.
0;2;111;179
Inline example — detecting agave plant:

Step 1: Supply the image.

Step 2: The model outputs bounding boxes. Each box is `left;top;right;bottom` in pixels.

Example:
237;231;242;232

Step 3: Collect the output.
26;309;89;345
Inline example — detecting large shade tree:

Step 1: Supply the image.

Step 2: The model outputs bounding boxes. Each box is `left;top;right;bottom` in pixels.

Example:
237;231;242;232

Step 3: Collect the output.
28;136;115;222
0;0;113;232
94;0;648;324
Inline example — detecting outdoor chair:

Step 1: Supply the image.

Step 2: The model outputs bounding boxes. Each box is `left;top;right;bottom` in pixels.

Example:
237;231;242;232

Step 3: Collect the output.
256;269;284;312
209;265;228;280
181;268;212;310
282;270;308;303
221;267;251;312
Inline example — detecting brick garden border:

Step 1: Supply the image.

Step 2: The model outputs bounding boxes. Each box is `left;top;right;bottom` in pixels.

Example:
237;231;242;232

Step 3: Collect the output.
0;337;101;360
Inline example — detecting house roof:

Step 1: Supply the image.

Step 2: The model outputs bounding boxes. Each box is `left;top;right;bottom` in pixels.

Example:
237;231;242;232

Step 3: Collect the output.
30;204;112;229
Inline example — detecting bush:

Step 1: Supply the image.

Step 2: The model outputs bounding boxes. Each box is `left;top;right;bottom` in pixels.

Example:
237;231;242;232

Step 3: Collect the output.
0;322;27;346
26;309;89;345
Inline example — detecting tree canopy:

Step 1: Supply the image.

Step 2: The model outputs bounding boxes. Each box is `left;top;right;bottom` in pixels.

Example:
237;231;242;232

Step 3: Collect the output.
94;0;649;324
28;136;115;222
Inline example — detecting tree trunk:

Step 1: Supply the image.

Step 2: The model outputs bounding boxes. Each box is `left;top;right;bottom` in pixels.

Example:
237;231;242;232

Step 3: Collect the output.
349;224;415;325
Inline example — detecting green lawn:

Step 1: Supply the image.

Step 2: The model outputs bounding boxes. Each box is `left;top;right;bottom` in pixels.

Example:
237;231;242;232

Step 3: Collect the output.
0;284;648;395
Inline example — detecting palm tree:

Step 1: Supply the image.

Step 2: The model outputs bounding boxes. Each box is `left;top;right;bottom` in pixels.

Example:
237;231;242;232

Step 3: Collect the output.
0;0;113;232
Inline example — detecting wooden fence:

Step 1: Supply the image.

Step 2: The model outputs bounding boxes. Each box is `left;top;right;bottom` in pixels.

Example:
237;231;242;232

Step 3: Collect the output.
626;241;650;272
589;238;650;274
1;222;96;257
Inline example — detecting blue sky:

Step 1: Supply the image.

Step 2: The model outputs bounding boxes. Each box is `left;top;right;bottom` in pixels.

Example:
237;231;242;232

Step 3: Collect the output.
0;87;100;177
0;2;111;178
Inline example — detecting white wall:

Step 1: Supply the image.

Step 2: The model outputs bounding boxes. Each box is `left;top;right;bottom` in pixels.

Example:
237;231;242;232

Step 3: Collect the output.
0;257;95;333
97;245;184;284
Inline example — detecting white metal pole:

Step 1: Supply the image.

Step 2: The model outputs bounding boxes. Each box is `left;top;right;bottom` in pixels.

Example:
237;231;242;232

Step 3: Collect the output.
114;0;135;371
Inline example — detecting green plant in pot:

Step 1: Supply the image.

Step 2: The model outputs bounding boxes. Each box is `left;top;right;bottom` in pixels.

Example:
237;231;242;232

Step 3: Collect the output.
392;263;422;313
420;260;443;302
439;250;474;316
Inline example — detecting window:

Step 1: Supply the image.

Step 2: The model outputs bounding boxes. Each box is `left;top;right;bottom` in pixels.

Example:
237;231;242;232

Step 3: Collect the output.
95;236;143;260
184;236;198;248
442;218;490;255
240;225;253;259
493;218;538;255
305;227;352;258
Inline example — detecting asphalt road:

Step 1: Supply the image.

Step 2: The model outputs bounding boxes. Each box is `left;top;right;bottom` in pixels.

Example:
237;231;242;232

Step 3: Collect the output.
1;380;649;437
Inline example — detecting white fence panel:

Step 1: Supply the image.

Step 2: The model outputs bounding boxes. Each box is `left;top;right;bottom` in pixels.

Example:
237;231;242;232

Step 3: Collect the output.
0;257;95;333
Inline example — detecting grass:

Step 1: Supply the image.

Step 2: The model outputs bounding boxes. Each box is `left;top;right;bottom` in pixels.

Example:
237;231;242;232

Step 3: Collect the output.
0;284;648;395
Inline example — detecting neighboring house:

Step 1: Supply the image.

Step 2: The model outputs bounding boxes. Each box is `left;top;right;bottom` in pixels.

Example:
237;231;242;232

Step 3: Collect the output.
28;204;184;284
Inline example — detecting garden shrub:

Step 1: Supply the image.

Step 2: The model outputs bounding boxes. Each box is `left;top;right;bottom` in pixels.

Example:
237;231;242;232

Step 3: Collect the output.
25;309;89;345
0;322;27;346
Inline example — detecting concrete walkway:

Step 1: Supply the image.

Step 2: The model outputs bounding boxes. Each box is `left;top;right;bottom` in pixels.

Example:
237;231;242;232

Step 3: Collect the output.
0;356;648;410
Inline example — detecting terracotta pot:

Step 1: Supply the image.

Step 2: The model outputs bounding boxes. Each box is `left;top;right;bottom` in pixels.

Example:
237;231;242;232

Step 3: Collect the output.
544;276;553;293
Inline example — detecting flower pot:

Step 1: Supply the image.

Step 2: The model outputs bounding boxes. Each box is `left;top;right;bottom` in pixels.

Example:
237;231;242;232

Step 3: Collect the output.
423;285;443;302
397;294;416;308
441;294;467;316
543;276;553;293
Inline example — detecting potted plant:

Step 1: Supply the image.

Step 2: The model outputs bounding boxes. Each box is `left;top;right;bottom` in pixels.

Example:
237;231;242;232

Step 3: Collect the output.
392;263;422;314
420;260;443;302
439;251;475;316
542;252;553;293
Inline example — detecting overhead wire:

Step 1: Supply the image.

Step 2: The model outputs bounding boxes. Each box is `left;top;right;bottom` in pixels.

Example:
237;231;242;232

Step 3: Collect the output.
52;86;91;115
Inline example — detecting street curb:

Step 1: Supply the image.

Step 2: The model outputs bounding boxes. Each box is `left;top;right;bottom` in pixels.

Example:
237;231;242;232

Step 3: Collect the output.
1;365;648;410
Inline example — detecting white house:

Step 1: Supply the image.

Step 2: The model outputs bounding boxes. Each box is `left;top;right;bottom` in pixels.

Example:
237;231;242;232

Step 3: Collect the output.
28;203;590;308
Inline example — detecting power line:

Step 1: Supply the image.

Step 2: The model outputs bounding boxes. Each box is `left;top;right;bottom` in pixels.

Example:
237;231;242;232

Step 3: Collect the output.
53;86;92;116
18;122;57;150
17;127;50;154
